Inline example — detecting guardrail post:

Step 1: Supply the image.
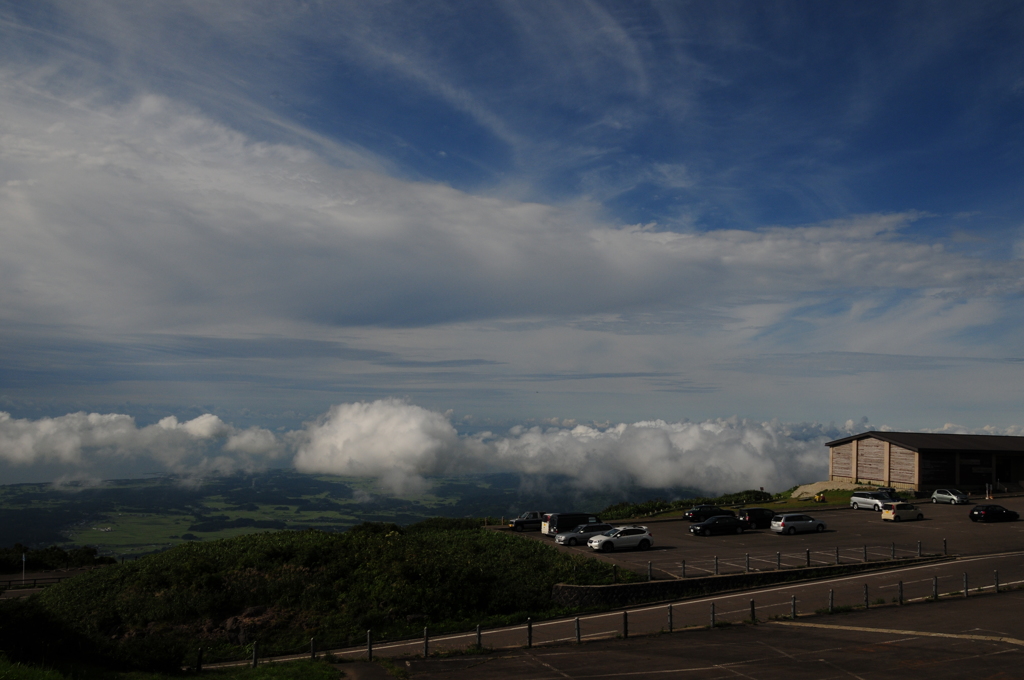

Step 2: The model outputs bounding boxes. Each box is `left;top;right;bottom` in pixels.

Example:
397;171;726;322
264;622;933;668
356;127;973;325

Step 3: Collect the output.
917;540;922;557
423;627;429;658
575;617;581;643
252;640;259;668
710;602;716;627
750;599;756;623
745;553;750;573
828;589;834;613
805;549;810;567
476;624;482;648
995;570;1000;593
668;604;673;632
776;552;781;570
933;575;938;600
864;584;869;609
366;630;372;662
623;611;628;638
898;581;903;605
943;538;947;555
714;556;719;575
528;617;533;648
196;647;202;673
963;573;969;598
648;561;652;581
791;595;797;619
835;547;840;565
311;637;316;660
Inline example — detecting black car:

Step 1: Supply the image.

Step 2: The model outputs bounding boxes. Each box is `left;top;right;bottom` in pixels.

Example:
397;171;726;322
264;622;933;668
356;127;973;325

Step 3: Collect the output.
689;515;747;536
969;505;1019;522
737;507;776;529
684;505;736;522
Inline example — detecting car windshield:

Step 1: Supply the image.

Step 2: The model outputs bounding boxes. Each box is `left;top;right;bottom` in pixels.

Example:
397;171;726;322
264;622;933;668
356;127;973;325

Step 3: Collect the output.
518;512;533;519
572;525;588;533
951;490;965;495
602;529;619;537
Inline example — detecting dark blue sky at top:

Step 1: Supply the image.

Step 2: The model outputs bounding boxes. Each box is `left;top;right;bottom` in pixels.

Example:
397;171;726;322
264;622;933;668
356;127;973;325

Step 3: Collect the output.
3;0;1024;462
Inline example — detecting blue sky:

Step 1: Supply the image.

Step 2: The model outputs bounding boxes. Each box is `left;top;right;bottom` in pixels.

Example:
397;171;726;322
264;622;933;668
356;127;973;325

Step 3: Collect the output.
2;2;1024;489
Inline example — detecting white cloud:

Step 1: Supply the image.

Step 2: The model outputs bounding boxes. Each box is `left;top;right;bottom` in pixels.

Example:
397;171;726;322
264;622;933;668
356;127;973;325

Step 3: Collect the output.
294;399;467;494
0;411;281;477
6;401;1024;495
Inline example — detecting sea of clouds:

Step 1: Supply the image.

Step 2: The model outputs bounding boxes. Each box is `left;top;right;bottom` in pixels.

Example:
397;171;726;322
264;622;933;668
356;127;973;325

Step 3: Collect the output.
5;399;1019;495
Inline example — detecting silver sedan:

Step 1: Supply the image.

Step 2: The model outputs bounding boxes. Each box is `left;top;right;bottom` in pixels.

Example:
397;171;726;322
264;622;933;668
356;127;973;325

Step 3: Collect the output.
554;523;613;546
931;489;969;504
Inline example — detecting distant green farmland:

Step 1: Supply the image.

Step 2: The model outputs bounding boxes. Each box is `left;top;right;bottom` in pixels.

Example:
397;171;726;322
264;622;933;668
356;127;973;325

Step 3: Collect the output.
0;470;701;554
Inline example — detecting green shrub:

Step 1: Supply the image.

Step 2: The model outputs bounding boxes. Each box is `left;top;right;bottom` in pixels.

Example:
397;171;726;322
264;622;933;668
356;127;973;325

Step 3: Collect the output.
1;524;635;671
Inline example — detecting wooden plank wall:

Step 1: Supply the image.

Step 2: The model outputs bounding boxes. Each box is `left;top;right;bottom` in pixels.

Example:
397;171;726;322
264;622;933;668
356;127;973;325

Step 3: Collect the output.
889;445;917;484
831;443;852;478
857;438;885;482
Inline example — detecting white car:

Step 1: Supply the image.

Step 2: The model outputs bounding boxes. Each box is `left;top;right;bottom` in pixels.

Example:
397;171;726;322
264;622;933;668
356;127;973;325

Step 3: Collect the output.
881;502;924;522
587;526;654;552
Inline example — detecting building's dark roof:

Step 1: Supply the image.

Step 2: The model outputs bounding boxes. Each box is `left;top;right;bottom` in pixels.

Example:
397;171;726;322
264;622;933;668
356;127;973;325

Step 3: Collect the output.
826;431;1024;453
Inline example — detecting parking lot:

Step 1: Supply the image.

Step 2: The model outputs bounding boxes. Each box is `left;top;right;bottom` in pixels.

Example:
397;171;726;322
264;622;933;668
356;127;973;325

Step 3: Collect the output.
501;496;1024;579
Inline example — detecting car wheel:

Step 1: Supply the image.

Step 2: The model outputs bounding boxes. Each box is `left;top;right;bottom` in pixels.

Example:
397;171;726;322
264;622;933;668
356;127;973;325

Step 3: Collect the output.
970;517;978;522
638;539;651;550
787;527;796;535
702;528;711;537
567;538;577;546
602;542;614;552
917;514;924;521
932;498;937;504
815;524;825;532
514;525;523;532
852;503;860;510
735;527;743;534
893;516;901;522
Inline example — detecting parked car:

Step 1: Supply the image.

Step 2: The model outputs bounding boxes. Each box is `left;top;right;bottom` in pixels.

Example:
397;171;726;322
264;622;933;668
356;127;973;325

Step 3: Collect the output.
683;505;736;522
689;515;748;536
554;523;613;546
508;511;548;532
770;513;827;535
542;513;602;536
881;502;924;522
931;489;969;504
587;526;654;552
849;491;891;511
737;507;777;529
969;505;1019;523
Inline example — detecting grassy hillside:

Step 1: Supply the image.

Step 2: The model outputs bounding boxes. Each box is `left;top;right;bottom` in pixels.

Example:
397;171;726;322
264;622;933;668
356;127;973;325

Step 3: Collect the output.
0;519;637;671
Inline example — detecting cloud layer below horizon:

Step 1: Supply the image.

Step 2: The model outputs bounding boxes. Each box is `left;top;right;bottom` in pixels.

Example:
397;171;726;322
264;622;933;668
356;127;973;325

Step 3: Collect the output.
4;400;1023;494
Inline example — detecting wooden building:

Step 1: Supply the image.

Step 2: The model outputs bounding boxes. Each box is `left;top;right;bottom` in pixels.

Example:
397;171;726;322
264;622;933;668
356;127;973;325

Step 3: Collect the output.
827;431;1024;492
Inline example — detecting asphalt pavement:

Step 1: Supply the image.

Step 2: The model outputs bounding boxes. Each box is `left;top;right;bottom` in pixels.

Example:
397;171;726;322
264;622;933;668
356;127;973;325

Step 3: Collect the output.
400;589;1024;679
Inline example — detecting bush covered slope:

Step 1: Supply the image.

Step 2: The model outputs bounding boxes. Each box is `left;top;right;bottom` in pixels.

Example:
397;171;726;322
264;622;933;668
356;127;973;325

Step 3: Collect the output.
1;519;635;670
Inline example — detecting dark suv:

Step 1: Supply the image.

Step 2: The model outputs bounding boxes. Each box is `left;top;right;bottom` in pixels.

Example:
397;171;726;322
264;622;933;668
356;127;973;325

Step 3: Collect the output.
508;511;548;531
737;507;777;529
684;505;735;522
